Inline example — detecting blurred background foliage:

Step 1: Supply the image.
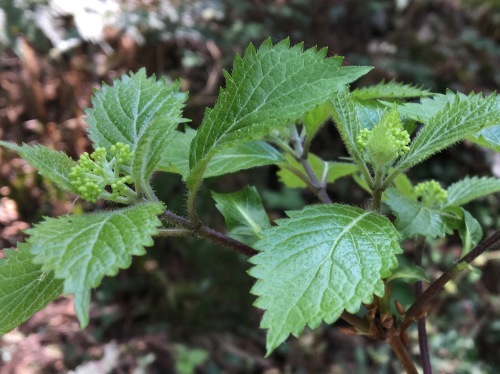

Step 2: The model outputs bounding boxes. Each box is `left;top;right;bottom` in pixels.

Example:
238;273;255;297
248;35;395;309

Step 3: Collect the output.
0;0;499;373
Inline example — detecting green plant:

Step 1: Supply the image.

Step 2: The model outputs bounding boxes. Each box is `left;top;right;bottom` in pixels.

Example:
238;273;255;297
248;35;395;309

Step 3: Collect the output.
1;38;500;372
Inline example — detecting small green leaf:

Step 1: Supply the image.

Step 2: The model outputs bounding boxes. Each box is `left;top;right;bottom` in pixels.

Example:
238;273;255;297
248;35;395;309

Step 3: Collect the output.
85;68;188;185
26;203;164;327
386;265;429;283
0;248;63;334
384;188;458;239
277;153;357;188
212;186;271;245
459;209;483;256
249;204;401;355
158;128;285;179
354;99;387;130
396;92;500;172
206;141;284;178
445;176;500;207
352;80;432;100
188;38;372;188
0;142;79;194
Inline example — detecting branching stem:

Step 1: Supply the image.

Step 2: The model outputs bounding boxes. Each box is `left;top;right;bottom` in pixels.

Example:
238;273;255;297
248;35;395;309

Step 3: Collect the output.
403;230;500;330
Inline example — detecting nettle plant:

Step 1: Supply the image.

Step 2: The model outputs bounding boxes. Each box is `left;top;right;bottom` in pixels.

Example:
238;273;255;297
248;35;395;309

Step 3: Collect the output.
2;39;500;372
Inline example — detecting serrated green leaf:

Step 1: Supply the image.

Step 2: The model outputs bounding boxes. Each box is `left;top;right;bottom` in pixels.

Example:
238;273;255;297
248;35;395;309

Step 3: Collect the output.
277;153;357;188
396;92;500;172
0;248;63;335
352;80;432;100
188;38;372;188
459;209;483;256
397;92;458;123
158;128;285;179
0;141;79;194
26;203;163;327
212;186;271;245
386;265;429;283
85;68;188;186
248;204;401;355
384;188;458;238
445;176;500;207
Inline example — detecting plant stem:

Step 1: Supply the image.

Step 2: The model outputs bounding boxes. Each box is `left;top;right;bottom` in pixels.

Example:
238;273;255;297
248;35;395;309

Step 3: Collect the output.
290;125;333;203
371;167;384;212
414;236;432;374
157;228;193;237
402;230;500;330
162;209;257;257
387;335;419;374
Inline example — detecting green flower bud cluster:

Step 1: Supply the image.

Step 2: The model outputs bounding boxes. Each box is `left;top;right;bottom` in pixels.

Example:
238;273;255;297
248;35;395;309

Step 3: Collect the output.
414;180;447;207
355;108;411;167
69;142;134;203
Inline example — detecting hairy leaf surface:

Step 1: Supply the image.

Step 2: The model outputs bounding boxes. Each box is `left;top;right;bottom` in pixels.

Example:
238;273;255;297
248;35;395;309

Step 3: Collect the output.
352;80;431;100
26;203;163;327
0;142;78;194
445;176;500;207
396;92;500;172
188;38;371;187
85;69;188;184
330;89;365;163
0;248;63;335
249;204;401;355
212;186;271;245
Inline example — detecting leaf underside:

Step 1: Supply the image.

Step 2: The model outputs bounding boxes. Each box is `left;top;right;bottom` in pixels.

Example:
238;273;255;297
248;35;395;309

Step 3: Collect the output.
248;204;401;355
0;248;63;335
25;202;164;327
212;186;271;245
352;80;432;100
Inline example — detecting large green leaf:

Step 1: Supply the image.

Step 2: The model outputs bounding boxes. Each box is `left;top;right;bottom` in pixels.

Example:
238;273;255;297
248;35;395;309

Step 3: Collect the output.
396;92;500;172
352;80;432;100
158;128;284;179
445;176;500;207
187;38;372;188
384;188;458;239
85;69;188;187
26;203;163;327
212;186;271;245
248;204;401;355
0;142;78;194
0;248;63;334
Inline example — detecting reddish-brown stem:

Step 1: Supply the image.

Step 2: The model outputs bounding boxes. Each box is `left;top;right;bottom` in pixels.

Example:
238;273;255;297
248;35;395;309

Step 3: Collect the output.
162;209;257;257
387;335;419;374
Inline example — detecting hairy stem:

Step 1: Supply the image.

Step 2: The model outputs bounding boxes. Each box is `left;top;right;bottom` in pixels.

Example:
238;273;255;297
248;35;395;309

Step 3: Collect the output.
371;167;385;212
414;236;432;374
403;230;500;330
162;209;257;257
